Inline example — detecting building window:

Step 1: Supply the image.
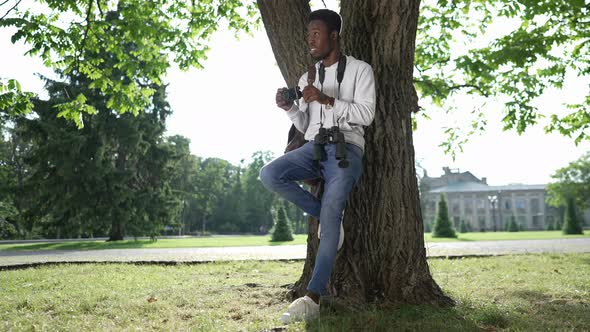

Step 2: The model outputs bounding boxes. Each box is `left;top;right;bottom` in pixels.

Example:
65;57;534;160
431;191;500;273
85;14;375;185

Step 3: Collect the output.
477;199;486;209
477;199;486;214
516;199;526;212
530;198;540;214
452;202;460;214
532;215;541;227
464;200;473;215
504;200;511;210
453;216;460;228
518;216;527;229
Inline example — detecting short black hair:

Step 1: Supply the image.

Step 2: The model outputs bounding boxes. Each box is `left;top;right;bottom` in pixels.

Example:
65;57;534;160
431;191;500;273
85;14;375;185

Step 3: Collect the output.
309;9;342;35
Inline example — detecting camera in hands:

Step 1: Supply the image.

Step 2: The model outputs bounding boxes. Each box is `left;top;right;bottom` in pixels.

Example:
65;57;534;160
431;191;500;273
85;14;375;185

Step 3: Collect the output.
313;126;349;168
282;86;302;103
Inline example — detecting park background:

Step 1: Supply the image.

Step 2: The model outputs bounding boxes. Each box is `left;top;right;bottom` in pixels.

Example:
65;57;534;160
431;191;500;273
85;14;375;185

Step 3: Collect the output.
0;0;589;331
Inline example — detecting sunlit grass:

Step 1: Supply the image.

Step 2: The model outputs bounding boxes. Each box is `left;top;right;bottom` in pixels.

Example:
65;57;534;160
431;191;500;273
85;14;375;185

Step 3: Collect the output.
1;254;588;331
425;230;590;242
1;230;587;251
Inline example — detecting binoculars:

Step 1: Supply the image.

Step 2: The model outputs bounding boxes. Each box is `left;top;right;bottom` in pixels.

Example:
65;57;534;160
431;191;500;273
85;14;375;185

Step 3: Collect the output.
313;126;349;168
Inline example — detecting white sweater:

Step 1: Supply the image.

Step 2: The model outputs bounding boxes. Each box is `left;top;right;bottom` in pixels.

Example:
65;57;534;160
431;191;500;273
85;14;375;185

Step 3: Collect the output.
285;55;376;152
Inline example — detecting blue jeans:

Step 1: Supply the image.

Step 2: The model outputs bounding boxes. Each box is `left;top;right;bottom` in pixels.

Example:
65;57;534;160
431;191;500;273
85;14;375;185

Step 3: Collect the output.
259;141;363;296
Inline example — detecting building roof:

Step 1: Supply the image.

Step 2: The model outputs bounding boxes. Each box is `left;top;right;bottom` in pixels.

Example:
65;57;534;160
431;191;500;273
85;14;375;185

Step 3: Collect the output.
421;167;485;190
428;182;546;193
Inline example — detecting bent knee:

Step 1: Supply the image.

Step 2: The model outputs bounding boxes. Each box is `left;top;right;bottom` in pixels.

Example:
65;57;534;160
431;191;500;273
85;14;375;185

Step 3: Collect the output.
259;163;277;189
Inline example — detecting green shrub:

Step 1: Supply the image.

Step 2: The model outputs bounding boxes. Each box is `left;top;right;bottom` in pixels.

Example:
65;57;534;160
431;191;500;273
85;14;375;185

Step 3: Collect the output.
432;194;456;238
507;215;519;232
271;207;293;242
0;219;18;240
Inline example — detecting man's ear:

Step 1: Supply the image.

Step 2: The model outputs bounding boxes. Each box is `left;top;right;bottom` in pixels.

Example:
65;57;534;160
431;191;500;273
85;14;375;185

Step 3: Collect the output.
331;31;338;40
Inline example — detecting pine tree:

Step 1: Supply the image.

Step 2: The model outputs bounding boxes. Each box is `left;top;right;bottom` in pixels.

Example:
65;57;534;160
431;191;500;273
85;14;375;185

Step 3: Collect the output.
14;41;182;240
562;197;584;235
432;195;456;238
271;207;293;242
0;218;17;240
507;215;519;232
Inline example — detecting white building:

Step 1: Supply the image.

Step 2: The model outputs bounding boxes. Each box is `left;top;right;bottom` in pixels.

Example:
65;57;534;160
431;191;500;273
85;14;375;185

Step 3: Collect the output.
420;167;561;231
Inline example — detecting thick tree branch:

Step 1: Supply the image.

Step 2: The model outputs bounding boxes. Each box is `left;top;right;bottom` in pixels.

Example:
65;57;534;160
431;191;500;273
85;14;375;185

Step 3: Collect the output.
414;78;490;98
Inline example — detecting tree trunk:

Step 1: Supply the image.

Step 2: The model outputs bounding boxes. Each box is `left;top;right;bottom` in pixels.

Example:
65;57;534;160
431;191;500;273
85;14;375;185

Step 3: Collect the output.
258;0;454;307
108;147;127;241
258;0;322;299
108;217;124;241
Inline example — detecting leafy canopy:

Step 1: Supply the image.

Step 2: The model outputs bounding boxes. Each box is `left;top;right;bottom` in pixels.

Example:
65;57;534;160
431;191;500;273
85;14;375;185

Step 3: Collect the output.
0;0;258;126
417;0;589;156
1;0;588;153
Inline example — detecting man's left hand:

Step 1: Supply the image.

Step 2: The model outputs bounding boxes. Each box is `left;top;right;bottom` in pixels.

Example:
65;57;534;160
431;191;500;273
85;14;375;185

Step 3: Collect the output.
302;85;329;104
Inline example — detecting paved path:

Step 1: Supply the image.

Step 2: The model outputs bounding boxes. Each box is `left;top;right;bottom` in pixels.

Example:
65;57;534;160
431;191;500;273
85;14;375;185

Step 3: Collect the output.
1;238;589;268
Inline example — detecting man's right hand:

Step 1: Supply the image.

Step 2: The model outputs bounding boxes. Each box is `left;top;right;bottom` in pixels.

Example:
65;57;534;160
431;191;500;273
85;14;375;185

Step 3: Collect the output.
276;88;294;111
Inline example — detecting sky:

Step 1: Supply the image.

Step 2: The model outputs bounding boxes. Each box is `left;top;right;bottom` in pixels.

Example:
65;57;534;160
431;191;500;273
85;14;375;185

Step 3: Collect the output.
1;1;589;186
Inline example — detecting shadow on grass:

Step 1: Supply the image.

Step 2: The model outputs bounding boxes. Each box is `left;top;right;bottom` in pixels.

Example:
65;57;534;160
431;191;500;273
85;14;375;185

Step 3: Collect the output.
268;240;300;246
456;237;476;242
507;289;590;330
298;290;590;331
0;240;157;251
303;304;482;331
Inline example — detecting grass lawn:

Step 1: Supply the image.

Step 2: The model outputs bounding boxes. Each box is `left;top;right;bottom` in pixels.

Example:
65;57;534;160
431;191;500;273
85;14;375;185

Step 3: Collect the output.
0;230;588;252
424;230;590;242
1;254;588;331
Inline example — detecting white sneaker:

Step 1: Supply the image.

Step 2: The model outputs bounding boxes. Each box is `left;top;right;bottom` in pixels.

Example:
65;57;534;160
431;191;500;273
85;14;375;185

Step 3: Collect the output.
317;222;345;250
279;295;320;324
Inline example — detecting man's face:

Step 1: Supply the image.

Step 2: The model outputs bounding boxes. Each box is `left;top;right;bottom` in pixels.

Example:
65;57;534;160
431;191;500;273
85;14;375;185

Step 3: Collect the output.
307;20;335;60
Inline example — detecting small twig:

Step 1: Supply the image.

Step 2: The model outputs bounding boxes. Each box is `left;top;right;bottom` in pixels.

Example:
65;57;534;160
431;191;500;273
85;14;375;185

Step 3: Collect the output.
0;0;22;20
95;0;103;16
415;57;451;73
63;87;71;100
448;83;490;97
81;0;93;51
321;0;327;8
75;0;93;73
0;0;12;7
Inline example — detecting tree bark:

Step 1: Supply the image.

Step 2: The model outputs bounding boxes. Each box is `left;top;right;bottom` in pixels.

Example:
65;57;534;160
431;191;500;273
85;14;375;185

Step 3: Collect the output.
258;0;323;298
258;0;454;307
258;0;312;88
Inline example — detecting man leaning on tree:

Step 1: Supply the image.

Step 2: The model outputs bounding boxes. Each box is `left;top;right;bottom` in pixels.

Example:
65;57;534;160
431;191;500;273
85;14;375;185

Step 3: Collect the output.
259;9;375;324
